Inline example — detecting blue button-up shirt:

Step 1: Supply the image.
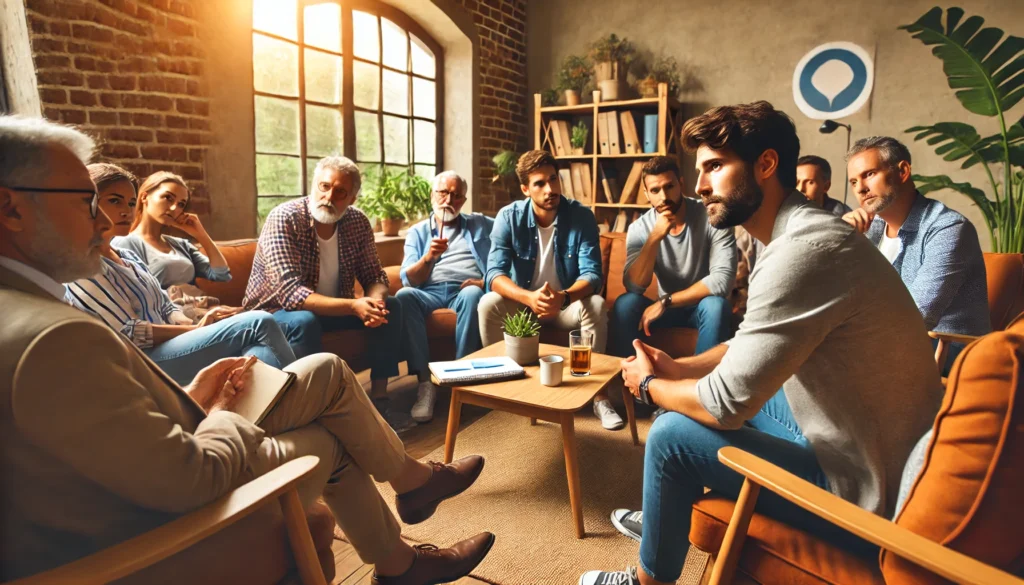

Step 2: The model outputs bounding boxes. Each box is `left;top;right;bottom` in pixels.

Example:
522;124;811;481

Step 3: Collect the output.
866;193;990;336
400;212;494;287
485;196;603;294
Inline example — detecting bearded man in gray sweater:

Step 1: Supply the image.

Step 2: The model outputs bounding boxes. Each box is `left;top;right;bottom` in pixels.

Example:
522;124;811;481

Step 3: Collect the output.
581;101;941;585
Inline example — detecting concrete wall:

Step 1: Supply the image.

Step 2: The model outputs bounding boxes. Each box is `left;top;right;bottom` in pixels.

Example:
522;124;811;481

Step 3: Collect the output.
527;0;1024;251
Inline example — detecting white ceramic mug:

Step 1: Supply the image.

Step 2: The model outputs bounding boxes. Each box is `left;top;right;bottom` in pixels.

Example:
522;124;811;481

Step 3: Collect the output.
539;355;564;387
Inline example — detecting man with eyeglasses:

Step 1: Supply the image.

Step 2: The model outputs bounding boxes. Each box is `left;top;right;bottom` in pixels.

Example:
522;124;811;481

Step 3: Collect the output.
243;156;410;431
396;171;493;422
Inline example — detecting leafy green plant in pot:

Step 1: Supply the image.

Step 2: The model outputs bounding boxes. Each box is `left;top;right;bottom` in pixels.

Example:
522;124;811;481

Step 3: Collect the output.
358;166;432;236
502;308;541;365
588;33;635;101
899;6;1024;253
570;121;588;155
557;54;591;106
638;56;681;99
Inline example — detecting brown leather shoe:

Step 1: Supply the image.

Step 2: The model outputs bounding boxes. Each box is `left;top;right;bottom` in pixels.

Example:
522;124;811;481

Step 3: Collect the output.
371;532;495;585
396;455;484;524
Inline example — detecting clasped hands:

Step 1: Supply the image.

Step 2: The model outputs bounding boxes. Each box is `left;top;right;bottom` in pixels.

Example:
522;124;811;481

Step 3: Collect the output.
620;339;677;406
526;282;565;320
186;355;257;414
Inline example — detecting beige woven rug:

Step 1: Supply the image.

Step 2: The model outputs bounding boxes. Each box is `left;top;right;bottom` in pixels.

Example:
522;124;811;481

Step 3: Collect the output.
363;409;708;585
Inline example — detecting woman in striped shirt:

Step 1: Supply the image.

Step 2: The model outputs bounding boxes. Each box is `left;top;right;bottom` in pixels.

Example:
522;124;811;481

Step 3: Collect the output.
65;163;297;386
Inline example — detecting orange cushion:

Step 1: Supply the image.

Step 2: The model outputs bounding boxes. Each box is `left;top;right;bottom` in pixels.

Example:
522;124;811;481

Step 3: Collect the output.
690;495;882;585
983;253;1024;331
882;316;1024;583
196;239;258;307
600;233;659;304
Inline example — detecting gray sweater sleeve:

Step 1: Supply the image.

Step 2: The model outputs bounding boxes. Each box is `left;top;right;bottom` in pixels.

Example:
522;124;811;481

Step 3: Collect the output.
701;226;737;297
696;239;849;428
622;219;651;295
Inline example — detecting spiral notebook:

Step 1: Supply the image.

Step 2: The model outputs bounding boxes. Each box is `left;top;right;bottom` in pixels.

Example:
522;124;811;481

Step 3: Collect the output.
429;357;526;385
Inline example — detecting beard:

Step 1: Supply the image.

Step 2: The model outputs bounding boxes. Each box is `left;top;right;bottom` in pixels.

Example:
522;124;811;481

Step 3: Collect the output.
703;167;764;229
655;195;683;215
858;176;899;214
308;198;347;224
28;213;102;282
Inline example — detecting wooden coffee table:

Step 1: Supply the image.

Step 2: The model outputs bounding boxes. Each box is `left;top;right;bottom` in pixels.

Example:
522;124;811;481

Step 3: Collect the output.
433;341;639;538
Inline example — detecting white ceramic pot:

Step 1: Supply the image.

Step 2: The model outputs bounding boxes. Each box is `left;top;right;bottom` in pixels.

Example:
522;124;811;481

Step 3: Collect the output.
598;79;619;101
504;333;540;366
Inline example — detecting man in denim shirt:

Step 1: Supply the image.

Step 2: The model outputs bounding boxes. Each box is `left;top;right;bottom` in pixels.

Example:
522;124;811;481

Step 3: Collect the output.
479;150;621;430
843;136;990;370
397;171;493;423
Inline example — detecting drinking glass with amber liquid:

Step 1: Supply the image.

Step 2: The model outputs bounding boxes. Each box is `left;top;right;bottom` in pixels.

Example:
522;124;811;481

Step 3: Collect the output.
569;330;593;377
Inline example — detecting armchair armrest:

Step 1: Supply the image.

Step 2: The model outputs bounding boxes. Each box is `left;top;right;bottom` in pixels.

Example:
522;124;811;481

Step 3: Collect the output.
715;447;1024;585
10;456;324;585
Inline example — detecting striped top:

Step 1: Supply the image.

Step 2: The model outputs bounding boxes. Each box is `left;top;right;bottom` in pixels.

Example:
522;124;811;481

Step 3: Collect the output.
64;249;192;349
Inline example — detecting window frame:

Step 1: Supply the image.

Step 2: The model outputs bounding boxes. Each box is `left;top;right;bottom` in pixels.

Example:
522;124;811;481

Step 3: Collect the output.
252;0;444;198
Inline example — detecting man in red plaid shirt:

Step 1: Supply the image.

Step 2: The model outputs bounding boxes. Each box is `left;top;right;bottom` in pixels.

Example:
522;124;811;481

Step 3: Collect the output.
244;156;408;428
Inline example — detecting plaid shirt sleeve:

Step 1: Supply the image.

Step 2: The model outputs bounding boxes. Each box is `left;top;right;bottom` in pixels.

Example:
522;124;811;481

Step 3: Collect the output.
347;210;389;295
250;204;316;311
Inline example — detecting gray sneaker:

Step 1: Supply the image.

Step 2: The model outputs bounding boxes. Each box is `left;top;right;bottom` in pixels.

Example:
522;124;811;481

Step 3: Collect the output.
610;509;642;542
578;566;639;585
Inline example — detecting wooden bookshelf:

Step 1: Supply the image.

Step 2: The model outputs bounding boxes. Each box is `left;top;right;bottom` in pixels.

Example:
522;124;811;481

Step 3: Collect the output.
533;82;684;233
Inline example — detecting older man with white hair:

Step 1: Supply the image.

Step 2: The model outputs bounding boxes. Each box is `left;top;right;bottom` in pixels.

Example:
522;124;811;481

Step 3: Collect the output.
243;156;410;430
397;170;493;422
0;117;494;585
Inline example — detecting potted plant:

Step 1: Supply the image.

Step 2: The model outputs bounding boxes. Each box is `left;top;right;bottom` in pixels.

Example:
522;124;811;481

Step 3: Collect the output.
358;166;432;236
638;56;681;98
557;54;591;106
570;121;588;155
541;88;559;108
502;308;541;365
899;7;1024;253
588;33;635;101
492;149;520;200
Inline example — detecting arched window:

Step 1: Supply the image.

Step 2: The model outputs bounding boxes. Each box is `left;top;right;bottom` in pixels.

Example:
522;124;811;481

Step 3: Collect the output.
252;0;442;223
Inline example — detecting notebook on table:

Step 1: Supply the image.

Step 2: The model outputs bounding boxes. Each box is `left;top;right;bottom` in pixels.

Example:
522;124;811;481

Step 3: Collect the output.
232;360;297;424
429;357;526;385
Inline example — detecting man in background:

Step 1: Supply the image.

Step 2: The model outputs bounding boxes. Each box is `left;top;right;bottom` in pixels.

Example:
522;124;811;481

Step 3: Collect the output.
796;154;851;217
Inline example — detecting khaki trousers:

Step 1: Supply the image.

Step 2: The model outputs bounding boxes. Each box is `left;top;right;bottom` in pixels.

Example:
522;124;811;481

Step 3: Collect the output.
477;291;608;353
247;353;406;565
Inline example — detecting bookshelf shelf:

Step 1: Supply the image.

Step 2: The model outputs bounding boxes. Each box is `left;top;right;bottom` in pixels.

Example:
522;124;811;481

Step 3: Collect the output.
534;82;683;233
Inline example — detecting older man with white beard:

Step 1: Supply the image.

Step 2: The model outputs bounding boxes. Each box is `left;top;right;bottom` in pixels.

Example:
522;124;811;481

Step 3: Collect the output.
244;156;409;430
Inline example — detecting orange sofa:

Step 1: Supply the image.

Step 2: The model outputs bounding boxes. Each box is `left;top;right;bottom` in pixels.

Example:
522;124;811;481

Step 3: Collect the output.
196;233;699;370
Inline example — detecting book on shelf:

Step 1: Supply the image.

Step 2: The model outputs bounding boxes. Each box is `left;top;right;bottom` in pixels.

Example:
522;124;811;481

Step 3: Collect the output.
619;161;645;204
597;112;611;155
558;168;575;199
643;114;658;153
612;210;628;232
620;111;641;154
608;112;622;154
429;357;526;385
579;162;593;204
570;163;585;203
549;120;566;156
556;120;573;156
599;165;619;203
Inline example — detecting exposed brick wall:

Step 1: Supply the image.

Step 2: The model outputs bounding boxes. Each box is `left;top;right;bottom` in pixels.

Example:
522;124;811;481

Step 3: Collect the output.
456;0;528;215
25;0;211;213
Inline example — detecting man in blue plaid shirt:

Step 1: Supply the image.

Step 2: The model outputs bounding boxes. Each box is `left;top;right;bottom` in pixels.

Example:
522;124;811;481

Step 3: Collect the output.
244;156;408;427
843;136;991;372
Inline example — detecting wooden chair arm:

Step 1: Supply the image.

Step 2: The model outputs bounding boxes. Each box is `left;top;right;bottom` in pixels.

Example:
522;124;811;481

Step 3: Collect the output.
928;331;981;345
715;447;1024;585
9;456;323;585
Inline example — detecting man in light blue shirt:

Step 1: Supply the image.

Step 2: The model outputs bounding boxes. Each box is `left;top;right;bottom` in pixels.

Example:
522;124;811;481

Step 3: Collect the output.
397;171;493;423
843;136;990;370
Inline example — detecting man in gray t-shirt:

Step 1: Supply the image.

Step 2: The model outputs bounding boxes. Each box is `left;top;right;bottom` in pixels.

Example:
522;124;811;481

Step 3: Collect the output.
582;101;941;585
610;156;736;358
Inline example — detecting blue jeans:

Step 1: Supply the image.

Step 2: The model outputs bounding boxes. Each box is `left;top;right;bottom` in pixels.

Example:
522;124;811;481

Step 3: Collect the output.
146;310;297;386
396;282;485;374
271;309;324;358
610;292;731;357
639;392;875;582
315;296;404;381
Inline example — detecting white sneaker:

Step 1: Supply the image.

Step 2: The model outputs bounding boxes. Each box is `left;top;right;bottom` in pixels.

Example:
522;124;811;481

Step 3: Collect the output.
593;399;624;430
579;567;640;585
411;381;437;422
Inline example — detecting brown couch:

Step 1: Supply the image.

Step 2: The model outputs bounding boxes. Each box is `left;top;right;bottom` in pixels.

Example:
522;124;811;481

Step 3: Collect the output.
196;233;699;368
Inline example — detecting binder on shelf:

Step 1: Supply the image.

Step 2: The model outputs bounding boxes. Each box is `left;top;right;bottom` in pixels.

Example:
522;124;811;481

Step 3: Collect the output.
608;112;622;154
570;163;585;203
579;162;593;204
599;165;619;203
597;112;611;155
558;168;575;199
556;120;573;156
619;161;645;204
549;120;567;156
612;210;628;232
620;111;641;154
643;114;659;153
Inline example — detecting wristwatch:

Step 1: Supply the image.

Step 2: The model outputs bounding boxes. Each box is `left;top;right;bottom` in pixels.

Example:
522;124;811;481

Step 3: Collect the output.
659;293;673;309
638;374;657;405
560;290;571;310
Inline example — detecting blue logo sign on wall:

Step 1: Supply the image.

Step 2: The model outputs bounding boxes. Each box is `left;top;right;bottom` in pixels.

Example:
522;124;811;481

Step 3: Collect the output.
792;42;873;120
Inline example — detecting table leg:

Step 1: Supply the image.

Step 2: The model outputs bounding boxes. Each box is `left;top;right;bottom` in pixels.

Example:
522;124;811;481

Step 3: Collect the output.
620;383;640;446
530;418;537;426
560;412;585;538
444;390;462;464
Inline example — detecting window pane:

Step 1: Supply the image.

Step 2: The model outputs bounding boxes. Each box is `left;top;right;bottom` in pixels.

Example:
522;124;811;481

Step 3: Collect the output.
353;61;380;110
355;111;381;161
411;34;435;78
306;158;320;188
383;115;409;165
253;34;298;97
352;11;379;62
253;0;297;41
415;164;436;181
381;18;407;71
382;70;409;115
255;96;299;154
412;77;435;119
304;2;341;53
257;195;299;229
256;156;301;195
306;105;342;157
305;49;342;104
413;120;435;164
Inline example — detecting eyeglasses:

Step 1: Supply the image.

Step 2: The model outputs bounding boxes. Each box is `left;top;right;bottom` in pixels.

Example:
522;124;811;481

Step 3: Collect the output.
434;189;464;200
10;187;99;218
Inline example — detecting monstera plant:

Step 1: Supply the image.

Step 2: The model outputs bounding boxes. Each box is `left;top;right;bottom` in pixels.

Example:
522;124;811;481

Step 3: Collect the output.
900;6;1024;252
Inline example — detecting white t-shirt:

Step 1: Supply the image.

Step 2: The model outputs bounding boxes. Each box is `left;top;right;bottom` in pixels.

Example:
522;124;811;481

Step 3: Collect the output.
878;232;901;263
531;222;563;291
316;228;340;296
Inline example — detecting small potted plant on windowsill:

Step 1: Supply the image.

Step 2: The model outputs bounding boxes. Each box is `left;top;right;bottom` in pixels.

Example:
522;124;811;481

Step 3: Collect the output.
570;121;588;156
503;308;541;365
359;166;432;237
557;54;591;106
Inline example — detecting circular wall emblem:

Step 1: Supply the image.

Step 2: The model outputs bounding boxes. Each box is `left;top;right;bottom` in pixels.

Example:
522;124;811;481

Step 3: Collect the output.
792;42;874;120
